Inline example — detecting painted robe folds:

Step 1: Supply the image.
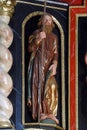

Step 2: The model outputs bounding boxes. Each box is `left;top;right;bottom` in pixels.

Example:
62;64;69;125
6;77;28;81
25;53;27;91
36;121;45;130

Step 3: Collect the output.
28;29;58;120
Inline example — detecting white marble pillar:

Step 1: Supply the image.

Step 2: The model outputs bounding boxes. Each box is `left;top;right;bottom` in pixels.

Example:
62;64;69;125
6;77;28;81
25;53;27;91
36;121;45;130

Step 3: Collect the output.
0;17;14;128
0;0;16;128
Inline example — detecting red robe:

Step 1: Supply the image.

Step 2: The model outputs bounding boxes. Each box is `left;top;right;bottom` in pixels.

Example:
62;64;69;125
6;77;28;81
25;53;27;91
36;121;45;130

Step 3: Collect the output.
28;29;58;120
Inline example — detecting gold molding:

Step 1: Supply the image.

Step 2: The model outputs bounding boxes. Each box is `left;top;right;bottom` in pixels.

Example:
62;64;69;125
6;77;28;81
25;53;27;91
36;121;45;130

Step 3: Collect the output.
23;122;64;130
76;15;79;130
68;7;70;130
22;11;66;130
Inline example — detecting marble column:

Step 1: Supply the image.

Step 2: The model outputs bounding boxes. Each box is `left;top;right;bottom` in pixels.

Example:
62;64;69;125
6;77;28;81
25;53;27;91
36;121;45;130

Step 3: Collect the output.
0;0;16;128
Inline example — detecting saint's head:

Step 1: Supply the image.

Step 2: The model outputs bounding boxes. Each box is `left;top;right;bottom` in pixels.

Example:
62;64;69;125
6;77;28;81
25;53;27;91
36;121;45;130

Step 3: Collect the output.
38;13;55;34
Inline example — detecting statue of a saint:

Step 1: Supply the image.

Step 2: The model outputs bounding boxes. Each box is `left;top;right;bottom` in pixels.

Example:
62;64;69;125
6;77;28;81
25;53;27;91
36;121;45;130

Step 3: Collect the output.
27;14;59;124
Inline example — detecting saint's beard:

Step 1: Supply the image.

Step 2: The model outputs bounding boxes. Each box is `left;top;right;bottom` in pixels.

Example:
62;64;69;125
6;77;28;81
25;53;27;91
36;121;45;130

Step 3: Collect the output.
42;25;53;34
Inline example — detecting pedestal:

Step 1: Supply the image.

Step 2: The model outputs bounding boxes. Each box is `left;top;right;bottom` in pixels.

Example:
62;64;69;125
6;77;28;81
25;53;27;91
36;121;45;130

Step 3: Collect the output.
24;119;64;130
0;121;15;130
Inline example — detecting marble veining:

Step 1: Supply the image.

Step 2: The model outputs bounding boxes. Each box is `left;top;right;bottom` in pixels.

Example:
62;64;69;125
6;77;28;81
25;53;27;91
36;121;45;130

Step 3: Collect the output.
0;43;13;72
0;22;13;48
0;16;10;24
0;67;13;97
0;94;13;119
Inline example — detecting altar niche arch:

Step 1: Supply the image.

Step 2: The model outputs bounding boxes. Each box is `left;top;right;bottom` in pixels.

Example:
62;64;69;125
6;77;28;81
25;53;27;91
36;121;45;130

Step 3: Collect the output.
22;11;66;130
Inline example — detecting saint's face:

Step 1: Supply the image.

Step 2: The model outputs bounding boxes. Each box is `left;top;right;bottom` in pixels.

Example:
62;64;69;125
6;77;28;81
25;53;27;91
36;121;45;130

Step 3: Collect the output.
43;15;52;26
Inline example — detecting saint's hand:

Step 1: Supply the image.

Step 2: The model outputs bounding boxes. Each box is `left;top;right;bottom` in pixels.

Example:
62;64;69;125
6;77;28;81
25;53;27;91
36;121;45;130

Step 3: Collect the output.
49;64;57;76
39;31;46;40
36;31;46;45
27;98;32;108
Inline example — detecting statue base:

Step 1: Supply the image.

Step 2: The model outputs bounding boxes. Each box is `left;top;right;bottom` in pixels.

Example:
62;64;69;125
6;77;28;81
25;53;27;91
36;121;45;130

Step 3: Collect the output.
24;119;64;130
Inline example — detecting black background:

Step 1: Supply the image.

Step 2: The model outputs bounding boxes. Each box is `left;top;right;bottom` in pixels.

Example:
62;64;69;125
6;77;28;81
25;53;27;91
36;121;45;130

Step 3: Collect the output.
78;17;87;130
